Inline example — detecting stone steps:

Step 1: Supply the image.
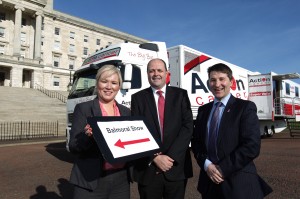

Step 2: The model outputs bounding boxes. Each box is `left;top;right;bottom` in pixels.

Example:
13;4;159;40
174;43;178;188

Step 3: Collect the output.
0;87;68;135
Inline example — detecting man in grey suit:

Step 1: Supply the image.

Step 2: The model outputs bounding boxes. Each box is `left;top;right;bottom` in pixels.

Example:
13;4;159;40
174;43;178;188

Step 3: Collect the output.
131;58;193;199
192;63;272;199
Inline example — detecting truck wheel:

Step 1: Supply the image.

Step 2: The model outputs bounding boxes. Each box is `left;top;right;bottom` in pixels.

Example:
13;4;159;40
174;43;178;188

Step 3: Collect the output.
268;126;275;137
263;126;268;138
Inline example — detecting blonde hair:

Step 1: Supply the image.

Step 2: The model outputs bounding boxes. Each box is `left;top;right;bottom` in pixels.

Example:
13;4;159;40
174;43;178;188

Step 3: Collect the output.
95;65;123;88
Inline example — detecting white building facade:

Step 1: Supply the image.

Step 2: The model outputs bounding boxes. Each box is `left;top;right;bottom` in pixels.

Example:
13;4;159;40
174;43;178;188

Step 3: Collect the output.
0;0;148;91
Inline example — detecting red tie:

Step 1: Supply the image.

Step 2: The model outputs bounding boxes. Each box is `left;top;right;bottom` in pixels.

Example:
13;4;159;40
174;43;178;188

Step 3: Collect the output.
157;90;165;142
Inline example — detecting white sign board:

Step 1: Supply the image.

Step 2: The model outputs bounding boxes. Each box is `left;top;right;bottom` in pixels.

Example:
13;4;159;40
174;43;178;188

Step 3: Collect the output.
248;74;273;120
88;116;161;163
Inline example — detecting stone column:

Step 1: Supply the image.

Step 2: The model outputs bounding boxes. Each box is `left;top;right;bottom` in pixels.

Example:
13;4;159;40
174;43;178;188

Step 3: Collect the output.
45;0;53;11
13;5;24;57
34;11;43;60
10;67;23;87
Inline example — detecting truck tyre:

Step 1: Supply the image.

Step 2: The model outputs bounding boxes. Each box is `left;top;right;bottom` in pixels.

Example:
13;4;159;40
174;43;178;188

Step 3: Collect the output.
263;126;268;138
268;126;275;137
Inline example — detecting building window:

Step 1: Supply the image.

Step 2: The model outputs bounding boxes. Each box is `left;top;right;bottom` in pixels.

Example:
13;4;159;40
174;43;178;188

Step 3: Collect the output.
41;36;44;46
0;13;5;21
69;44;75;53
20;48;25;58
83;47;88;55
22;18;26;26
54;40;60;50
106;42;112;47
285;82;290;95
96;39;101;45
41;17;44;30
53;76;60;87
53;55;60;67
296;87;299;97
21;32;26;44
0;45;4;54
55;27;60;35
69;58;75;70
0;27;5;37
70;31;75;39
84;35;88;42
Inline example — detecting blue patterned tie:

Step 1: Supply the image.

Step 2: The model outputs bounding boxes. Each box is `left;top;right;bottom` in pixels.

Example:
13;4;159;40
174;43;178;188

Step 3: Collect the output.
208;102;222;163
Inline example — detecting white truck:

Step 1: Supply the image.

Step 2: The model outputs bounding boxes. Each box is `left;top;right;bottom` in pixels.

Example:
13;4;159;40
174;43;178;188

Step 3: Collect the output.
66;41;300;149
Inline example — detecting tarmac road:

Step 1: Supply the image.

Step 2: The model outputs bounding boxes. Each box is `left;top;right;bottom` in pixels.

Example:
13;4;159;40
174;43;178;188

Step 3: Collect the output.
0;131;299;199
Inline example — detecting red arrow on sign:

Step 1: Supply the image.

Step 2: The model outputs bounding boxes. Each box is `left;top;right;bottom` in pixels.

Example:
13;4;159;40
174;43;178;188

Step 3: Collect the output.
114;138;150;149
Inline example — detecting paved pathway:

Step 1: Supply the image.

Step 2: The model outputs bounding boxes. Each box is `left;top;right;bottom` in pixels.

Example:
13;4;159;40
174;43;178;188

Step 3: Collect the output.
0;132;299;199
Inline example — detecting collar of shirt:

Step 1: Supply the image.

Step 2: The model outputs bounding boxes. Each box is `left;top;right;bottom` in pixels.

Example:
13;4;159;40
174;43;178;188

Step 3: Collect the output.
151;85;166;98
151;86;166;127
99;100;120;116
213;93;231;107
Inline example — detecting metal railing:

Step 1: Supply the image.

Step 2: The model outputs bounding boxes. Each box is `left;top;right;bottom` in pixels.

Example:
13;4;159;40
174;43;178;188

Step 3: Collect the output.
274;97;300;117
34;84;67;103
0;121;58;141
287;119;300;137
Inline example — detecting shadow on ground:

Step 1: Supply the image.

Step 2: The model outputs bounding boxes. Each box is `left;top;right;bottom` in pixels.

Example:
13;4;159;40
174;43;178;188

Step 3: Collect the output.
44;142;75;198
30;178;74;199
45;142;75;163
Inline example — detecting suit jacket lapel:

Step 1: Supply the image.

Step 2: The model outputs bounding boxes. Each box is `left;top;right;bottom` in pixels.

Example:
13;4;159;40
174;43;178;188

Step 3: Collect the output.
145;87;161;136
218;95;235;144
204;102;214;148
117;102;128;116
164;87;175;136
91;97;102;117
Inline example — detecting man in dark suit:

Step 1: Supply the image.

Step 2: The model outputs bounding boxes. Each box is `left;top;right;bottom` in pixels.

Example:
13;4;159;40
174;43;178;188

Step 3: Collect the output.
131;58;193;199
192;63;272;199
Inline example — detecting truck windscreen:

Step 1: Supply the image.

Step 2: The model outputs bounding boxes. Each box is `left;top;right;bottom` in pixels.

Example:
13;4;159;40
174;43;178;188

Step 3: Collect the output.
68;70;97;99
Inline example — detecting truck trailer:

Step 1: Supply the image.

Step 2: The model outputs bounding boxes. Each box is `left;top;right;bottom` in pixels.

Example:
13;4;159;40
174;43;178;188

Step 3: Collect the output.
167;45;300;136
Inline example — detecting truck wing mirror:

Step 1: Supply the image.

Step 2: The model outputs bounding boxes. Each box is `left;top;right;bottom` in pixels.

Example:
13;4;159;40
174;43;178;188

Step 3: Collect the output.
122;82;131;90
124;64;133;81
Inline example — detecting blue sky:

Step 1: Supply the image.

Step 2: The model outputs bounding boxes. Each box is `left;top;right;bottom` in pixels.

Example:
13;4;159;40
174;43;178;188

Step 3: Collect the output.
54;0;300;83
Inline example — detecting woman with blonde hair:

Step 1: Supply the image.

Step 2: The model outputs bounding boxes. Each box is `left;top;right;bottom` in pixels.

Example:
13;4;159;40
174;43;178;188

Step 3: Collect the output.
69;64;131;199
